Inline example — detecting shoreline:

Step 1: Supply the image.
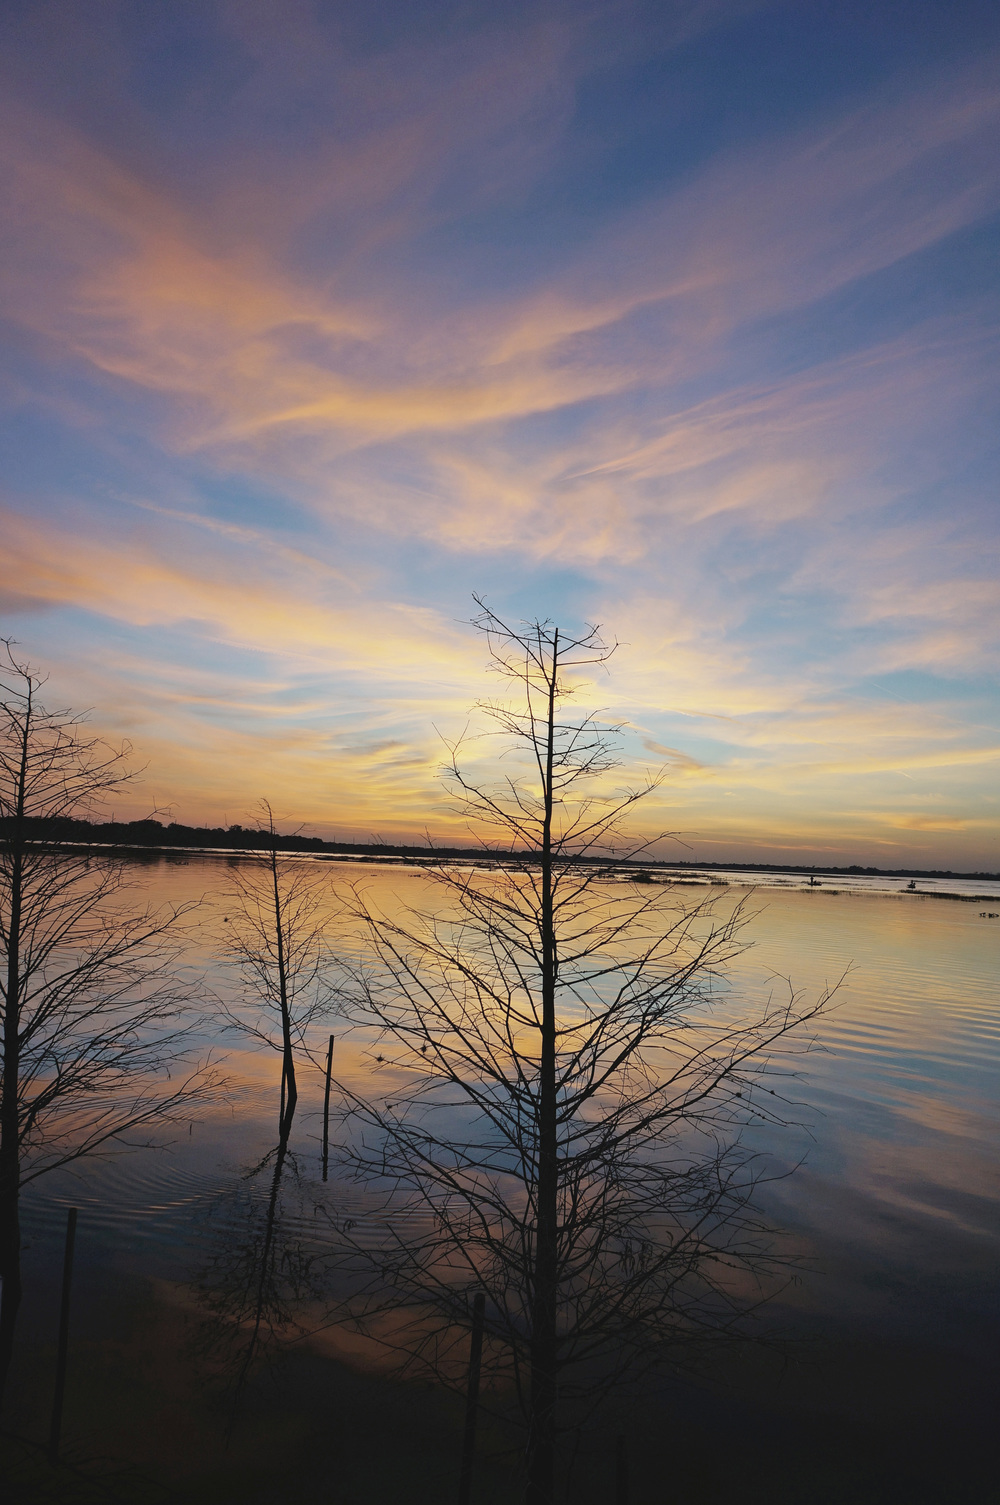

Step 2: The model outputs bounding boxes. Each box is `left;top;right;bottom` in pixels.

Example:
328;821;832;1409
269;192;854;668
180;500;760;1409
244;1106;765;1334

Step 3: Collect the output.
19;839;1000;903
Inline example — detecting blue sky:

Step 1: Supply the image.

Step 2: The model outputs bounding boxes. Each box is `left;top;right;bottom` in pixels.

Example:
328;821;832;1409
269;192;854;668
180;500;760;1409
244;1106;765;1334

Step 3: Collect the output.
1;0;998;864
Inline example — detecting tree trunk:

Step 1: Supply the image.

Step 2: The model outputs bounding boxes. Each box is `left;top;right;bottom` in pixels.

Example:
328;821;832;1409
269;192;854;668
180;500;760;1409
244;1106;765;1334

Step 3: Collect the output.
527;633;559;1505
269;843;297;1141
0;713;28;1417
0;1006;22;1416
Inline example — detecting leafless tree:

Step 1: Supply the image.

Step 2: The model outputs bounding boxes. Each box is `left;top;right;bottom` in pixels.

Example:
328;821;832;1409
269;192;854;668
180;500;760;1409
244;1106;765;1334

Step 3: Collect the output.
195;805;333;1415
327;603;833;1505
217;802;331;1141
0;640;222;1415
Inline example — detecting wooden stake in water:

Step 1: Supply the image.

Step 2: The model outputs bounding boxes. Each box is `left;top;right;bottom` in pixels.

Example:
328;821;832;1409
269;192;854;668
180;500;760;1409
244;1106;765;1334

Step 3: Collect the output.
458;1291;486;1505
321;1033;335;1182
48;1207;78;1462
615;1433;630;1505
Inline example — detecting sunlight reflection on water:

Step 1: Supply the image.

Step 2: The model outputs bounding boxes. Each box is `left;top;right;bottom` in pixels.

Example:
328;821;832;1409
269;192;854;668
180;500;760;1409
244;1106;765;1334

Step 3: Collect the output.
19;857;1000;1344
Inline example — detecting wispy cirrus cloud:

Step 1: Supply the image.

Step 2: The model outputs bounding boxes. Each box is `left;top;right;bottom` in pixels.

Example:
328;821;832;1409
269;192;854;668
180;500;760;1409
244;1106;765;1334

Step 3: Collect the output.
2;52;997;464
0;503;474;685
0;4;997;863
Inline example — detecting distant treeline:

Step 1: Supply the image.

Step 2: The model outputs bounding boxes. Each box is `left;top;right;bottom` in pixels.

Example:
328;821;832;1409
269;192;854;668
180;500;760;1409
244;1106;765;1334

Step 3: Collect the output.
2;816;997;882
0;816;481;861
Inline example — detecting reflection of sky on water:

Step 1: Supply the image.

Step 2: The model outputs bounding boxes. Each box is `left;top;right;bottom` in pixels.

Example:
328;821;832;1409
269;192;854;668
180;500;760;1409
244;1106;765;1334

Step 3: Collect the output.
722;886;999;1343
664;869;1000;900
19;858;1000;1349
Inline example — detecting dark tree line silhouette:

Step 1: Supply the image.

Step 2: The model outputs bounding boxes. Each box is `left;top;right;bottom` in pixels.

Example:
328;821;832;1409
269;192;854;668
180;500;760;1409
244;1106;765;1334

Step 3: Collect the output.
5;817;988;883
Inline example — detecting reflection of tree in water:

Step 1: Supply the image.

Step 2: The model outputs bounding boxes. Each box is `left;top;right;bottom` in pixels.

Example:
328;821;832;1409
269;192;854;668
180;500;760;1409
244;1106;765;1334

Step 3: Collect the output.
193;1129;325;1415
195;799;336;1418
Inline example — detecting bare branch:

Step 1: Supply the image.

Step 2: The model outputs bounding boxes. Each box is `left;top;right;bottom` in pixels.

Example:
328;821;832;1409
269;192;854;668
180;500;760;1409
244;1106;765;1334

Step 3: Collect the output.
0;644;223;1415
323;605;831;1502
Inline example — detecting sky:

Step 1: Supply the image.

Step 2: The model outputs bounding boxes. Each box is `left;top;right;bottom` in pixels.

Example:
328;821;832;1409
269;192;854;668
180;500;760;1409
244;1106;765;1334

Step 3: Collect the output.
1;0;998;867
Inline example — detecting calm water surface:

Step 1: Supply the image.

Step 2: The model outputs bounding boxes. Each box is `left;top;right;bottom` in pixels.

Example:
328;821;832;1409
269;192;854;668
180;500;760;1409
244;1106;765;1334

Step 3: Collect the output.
19;857;1000;1354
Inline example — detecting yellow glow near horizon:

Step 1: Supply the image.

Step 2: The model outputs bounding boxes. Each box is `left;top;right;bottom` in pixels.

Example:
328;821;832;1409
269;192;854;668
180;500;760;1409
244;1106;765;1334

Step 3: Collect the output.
1;8;998;867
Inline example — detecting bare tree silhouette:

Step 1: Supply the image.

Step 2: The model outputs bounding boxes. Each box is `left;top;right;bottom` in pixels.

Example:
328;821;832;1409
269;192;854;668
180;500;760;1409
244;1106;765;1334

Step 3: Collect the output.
195;803;334;1419
0;640;222;1415
327;603;832;1504
217;802;331;1141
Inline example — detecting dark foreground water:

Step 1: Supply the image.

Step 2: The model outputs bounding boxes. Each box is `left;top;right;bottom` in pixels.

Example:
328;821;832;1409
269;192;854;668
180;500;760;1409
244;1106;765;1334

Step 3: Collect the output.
7;858;1000;1503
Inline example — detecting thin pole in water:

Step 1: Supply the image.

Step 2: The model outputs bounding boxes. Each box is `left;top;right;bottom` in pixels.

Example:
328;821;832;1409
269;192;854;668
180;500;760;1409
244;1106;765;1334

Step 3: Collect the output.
322;1033;334;1182
48;1207;78;1463
615;1433;630;1505
458;1291;486;1505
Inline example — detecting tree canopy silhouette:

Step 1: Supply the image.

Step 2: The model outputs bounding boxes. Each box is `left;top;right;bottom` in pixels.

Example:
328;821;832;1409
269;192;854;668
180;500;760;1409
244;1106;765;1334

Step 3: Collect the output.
327;603;832;1505
0;640;221;1414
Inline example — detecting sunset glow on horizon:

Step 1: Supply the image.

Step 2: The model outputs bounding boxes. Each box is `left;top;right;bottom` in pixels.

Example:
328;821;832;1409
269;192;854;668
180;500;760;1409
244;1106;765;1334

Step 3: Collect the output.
2;1;998;867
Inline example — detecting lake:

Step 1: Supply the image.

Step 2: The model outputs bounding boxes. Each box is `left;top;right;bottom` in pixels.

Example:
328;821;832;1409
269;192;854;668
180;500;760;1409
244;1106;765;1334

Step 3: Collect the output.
9;855;1000;1502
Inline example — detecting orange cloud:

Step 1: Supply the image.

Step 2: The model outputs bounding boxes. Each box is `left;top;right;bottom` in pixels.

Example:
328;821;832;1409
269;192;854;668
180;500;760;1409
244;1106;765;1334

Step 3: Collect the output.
0;505;478;686
889;815;982;832
1;22;998;867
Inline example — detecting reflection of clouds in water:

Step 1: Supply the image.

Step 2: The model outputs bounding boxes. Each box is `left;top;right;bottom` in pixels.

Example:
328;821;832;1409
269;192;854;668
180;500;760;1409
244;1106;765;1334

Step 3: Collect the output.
16;869;999;1347
717;886;999;1333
